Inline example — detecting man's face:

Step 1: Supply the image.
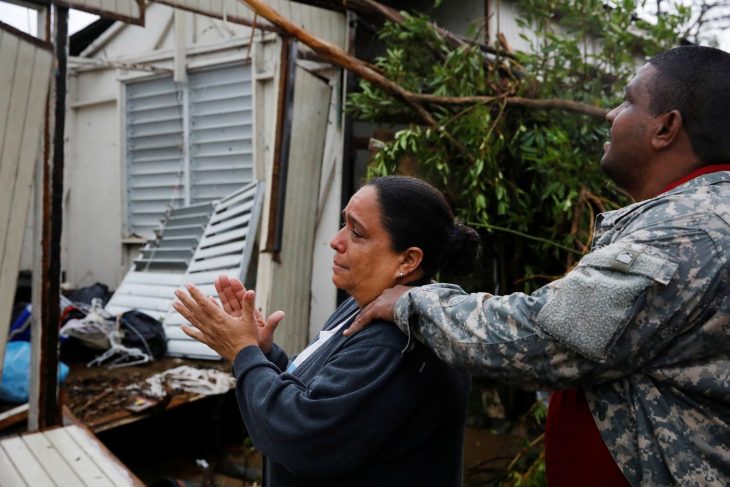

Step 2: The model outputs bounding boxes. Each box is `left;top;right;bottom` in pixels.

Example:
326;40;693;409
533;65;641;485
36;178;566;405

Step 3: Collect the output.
601;64;659;197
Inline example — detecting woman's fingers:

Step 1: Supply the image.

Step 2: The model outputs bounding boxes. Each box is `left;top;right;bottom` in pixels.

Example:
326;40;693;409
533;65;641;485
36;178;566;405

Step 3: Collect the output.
181;324;206;343
175;283;259;362
216;274;242;315
266;311;286;332
241;289;257;317
173;290;205;327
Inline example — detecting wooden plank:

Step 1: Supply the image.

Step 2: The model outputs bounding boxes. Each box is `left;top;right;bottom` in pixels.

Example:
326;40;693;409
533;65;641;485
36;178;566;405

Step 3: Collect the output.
44;427;115;487
0;44;53;306
0;31;19;188
166;338;219;359
211;183;257;212
113;283;178;299
107;293;172;312
206;212;252;235
198;227;247;248
187;254;241;273
0;403;29;431
0;436;54;486
105;305;167;321
184;268;238;283
0;444;26;487
22;432;85;487
163;324;190;339
0;32;26;269
193;240;245;260
208;197;253;224
119;270;184;286
64;425;143;487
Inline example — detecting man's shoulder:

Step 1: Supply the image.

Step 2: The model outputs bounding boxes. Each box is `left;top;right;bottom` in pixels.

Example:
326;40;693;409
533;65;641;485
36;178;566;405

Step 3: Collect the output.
611;181;730;234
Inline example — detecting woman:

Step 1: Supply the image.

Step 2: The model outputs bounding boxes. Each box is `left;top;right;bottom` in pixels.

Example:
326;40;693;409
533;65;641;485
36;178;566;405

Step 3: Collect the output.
174;176;480;486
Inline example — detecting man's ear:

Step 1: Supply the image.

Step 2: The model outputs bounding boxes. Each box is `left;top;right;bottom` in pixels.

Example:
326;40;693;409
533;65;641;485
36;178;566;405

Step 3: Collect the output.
652;109;683;150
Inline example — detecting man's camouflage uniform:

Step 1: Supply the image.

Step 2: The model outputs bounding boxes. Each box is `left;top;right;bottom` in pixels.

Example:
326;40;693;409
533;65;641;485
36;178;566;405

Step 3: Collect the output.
394;172;730;486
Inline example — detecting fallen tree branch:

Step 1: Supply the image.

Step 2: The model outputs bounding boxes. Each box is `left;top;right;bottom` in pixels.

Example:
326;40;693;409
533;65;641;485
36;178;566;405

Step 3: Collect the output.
239;0;609;155
410;93;609;118
239;0;476;161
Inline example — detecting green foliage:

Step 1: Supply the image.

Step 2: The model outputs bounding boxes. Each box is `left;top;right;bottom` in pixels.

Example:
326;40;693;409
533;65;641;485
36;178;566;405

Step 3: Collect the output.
348;0;690;293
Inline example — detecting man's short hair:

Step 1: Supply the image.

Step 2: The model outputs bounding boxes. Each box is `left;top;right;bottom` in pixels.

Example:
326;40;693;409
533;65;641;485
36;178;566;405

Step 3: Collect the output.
648;46;730;165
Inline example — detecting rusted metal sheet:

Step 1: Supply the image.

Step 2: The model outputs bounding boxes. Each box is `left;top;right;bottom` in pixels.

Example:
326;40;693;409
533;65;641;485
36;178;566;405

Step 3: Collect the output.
0;21;54;376
264;37;297;256
52;0;145;26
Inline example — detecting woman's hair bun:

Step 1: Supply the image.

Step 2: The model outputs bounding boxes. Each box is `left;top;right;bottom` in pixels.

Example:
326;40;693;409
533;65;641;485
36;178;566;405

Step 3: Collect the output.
443;222;481;277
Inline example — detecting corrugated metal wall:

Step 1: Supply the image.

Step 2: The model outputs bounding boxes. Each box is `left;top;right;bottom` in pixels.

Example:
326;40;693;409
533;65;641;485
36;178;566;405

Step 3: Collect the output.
0;26;53;372
261;67;333;354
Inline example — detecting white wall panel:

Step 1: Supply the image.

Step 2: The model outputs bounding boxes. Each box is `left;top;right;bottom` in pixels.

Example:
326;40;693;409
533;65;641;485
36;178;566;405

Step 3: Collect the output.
0;25;53;372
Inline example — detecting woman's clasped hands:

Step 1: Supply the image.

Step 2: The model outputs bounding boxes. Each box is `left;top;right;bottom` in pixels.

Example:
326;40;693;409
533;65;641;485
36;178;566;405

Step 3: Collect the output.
173;275;285;362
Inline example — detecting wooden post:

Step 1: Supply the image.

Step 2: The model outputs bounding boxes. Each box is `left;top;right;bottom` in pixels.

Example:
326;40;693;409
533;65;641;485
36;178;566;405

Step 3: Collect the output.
31;4;68;430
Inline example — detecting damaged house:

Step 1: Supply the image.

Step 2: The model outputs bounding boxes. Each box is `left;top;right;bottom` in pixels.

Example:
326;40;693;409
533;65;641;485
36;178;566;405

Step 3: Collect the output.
0;0;582;482
20;0;543;356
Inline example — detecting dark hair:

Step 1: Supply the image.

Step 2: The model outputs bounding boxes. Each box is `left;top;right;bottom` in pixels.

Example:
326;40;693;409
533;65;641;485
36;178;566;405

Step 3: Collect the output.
366;176;480;277
648;46;730;165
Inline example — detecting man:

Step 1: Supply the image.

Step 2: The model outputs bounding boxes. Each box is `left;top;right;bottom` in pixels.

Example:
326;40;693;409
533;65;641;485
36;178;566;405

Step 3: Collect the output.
346;46;730;486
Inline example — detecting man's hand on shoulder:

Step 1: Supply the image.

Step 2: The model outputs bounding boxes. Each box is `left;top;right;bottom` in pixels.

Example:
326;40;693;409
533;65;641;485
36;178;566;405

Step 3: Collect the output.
344;285;410;336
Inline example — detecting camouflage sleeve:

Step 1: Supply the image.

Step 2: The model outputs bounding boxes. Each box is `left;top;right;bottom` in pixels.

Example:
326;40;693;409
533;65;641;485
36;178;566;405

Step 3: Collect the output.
394;232;719;389
393;283;583;389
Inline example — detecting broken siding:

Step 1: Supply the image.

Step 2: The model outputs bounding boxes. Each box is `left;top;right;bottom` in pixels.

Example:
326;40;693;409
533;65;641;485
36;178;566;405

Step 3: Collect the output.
0;25;53;373
258;67;332;353
165;181;264;359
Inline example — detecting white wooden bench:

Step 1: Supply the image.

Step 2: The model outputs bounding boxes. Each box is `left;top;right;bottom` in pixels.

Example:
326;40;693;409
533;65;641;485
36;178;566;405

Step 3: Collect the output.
0;424;144;486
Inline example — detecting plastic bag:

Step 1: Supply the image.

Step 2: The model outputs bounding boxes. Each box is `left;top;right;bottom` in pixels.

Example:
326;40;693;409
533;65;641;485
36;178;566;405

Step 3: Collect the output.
0;341;70;403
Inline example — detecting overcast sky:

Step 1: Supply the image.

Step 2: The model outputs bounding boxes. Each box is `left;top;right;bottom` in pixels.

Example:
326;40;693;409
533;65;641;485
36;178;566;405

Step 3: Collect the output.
0;3;99;36
0;2;728;49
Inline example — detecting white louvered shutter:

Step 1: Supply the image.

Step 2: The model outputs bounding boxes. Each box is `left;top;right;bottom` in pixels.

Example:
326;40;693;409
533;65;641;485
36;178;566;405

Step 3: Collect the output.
189;65;254;204
125;77;185;236
125;64;253;237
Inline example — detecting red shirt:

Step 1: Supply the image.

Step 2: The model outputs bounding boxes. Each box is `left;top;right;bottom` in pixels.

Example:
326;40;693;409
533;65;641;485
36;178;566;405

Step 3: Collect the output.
545;164;730;486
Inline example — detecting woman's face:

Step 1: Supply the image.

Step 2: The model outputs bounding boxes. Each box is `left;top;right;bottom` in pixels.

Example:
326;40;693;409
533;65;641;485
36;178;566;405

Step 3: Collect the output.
329;186;405;307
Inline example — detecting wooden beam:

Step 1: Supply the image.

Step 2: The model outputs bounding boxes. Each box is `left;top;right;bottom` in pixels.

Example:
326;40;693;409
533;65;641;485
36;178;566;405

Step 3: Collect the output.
35;4;67;430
